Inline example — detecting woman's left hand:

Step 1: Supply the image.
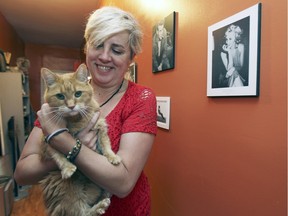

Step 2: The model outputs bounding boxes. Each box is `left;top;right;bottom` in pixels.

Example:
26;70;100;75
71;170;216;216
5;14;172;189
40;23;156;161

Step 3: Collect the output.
76;112;100;151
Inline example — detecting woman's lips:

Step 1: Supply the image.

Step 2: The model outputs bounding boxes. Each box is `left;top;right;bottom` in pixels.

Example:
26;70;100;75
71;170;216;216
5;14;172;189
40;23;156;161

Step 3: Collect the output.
97;64;113;72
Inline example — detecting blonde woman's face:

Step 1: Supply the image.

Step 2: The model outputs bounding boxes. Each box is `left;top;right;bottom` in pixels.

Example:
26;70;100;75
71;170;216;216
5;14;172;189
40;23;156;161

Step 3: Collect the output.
225;31;236;47
86;31;132;87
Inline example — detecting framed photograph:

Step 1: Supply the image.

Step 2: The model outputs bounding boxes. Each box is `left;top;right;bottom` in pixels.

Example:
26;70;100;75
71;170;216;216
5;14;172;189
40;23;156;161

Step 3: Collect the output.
126;62;137;83
207;3;261;97
152;12;176;73
156;96;170;130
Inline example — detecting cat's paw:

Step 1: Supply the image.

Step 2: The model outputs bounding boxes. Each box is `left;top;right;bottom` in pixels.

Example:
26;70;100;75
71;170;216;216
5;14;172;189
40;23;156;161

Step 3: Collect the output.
95;198;111;215
61;164;77;179
107;154;122;165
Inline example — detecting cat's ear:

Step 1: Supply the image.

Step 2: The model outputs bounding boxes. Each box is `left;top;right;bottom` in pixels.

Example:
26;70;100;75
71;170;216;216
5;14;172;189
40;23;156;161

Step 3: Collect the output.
75;63;90;83
41;68;58;87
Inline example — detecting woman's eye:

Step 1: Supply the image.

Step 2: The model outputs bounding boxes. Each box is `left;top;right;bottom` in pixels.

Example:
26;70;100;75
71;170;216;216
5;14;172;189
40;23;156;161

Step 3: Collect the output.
75;91;82;98
56;93;65;100
95;43;104;49
112;48;124;55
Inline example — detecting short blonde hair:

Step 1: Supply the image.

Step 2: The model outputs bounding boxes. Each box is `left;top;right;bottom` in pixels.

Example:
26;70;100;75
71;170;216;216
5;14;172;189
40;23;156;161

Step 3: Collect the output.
84;7;143;58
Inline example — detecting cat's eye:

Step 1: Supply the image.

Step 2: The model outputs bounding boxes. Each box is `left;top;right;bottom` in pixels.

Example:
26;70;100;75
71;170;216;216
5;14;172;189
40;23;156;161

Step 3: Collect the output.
56;93;65;100
75;91;82;98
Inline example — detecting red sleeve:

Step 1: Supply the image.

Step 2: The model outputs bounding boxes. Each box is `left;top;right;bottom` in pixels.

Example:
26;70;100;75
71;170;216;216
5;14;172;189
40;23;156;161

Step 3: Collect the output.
122;88;157;135
34;118;42;128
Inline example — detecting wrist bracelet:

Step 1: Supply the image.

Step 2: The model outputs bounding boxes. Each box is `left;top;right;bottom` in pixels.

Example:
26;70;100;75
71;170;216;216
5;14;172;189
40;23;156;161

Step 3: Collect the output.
66;138;82;163
44;128;69;144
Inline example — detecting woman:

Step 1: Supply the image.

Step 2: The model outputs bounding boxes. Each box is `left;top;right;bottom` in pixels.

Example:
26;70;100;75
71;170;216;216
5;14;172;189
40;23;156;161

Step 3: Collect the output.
220;24;245;87
14;6;157;215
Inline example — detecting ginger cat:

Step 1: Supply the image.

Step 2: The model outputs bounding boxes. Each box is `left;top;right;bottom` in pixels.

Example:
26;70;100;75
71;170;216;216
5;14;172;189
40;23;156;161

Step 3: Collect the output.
40;63;121;216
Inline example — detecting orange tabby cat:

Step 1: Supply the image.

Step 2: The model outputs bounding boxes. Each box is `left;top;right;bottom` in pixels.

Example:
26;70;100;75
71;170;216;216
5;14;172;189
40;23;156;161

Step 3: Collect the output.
40;63;121;216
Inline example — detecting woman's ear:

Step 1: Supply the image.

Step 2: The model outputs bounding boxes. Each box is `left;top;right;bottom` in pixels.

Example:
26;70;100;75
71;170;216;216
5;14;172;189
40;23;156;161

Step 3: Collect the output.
130;50;136;60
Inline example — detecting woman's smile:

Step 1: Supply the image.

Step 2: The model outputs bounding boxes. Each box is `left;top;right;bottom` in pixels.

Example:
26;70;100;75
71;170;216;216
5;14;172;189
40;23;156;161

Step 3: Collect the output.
97;64;114;72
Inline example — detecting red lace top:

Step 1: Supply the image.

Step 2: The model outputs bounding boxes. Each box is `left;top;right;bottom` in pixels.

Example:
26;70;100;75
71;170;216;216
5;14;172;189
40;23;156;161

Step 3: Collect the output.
35;81;157;215
104;81;157;216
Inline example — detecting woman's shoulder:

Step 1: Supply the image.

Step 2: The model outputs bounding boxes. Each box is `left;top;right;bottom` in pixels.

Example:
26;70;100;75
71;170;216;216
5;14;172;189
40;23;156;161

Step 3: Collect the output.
126;81;156;99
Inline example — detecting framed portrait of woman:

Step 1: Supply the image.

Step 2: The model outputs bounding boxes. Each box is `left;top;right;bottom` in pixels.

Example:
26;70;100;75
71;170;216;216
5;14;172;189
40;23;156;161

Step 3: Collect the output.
207;3;261;97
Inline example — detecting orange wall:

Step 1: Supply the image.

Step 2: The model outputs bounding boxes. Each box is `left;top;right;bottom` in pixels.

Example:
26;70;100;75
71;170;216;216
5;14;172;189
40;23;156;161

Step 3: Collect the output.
1;0;287;215
101;0;287;215
0;13;25;66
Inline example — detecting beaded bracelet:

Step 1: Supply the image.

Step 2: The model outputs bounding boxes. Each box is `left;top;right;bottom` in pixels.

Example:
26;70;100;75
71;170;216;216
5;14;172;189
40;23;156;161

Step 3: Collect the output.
66;138;82;163
44;128;69;144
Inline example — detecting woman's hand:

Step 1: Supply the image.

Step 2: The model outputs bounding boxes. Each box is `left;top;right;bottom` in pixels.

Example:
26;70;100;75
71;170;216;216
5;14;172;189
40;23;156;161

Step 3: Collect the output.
76;112;100;151
37;103;67;136
222;44;228;52
226;66;235;78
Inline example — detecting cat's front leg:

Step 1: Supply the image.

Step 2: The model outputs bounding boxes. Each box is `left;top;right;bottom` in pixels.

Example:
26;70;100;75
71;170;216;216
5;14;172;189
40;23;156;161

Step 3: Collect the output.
47;146;77;179
95;119;121;165
87;198;111;216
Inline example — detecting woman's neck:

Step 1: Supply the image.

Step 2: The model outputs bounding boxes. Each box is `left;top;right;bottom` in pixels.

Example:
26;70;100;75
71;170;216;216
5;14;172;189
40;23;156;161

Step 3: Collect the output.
92;79;127;106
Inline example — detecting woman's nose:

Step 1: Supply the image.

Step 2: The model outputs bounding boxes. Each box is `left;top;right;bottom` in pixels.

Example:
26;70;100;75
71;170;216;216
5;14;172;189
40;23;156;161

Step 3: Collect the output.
98;49;112;62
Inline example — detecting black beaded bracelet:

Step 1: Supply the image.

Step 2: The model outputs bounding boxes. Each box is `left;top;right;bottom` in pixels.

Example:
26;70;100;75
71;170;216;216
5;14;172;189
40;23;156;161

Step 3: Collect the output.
66;138;82;163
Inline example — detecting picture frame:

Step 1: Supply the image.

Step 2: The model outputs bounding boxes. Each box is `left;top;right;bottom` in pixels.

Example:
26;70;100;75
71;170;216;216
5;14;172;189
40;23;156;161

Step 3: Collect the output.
126;62;137;83
152;12;176;73
207;3;261;97
156;96;170;130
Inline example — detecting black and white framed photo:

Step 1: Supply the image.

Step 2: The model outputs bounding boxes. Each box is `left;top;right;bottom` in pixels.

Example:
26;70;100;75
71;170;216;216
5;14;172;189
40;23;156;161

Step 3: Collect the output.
152;12;176;73
126;62;137;83
207;3;261;97
156;96;170;130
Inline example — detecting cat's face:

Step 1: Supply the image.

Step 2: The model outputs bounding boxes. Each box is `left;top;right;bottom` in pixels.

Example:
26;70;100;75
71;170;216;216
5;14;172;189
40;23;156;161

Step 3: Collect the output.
41;64;96;118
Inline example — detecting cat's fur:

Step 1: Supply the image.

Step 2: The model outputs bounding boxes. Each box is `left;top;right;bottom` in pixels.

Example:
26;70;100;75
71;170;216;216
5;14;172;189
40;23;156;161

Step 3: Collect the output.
40;63;121;216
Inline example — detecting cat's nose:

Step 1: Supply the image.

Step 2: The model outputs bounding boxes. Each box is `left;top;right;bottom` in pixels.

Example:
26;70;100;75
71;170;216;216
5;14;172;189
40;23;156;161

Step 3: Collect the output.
68;105;75;110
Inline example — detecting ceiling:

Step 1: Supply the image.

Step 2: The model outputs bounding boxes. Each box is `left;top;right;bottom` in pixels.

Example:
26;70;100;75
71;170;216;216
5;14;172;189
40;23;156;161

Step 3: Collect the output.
0;0;100;49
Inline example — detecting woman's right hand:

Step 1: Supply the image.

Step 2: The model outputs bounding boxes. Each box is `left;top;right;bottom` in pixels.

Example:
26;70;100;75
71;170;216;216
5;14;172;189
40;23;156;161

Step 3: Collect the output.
37;103;67;136
222;44;229;52
76;112;100;151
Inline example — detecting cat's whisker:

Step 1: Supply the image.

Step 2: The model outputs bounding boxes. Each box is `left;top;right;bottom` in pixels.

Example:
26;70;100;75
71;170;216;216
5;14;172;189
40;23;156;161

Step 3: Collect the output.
79;109;93;121
85;105;99;110
45;112;65;128
42;108;61;116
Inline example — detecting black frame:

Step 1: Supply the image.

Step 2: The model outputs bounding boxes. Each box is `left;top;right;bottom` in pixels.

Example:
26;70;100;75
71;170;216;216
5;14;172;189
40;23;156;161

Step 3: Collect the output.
152;12;176;73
